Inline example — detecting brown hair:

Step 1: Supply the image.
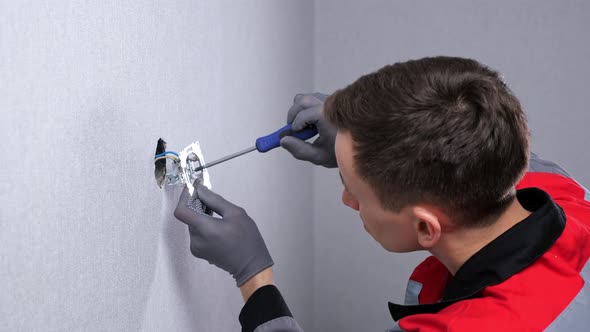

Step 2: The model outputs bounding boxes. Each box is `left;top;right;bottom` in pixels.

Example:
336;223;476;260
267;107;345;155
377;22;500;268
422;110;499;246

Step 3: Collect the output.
325;56;530;227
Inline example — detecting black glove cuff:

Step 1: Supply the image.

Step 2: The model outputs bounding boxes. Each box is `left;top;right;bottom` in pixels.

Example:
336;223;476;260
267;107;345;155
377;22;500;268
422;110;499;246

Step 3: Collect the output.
239;285;293;332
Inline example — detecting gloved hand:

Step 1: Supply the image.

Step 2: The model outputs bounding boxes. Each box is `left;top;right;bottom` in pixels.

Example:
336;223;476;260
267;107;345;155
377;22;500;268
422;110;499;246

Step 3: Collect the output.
174;183;274;287
281;93;338;168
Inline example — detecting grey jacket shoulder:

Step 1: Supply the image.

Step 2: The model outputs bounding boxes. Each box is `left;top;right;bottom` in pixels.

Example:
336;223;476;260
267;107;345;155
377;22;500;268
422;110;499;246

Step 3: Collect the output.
529;152;571;178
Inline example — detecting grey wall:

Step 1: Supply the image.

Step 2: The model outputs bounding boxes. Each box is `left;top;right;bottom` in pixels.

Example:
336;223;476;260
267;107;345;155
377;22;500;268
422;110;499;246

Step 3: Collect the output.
0;1;314;331
312;1;590;331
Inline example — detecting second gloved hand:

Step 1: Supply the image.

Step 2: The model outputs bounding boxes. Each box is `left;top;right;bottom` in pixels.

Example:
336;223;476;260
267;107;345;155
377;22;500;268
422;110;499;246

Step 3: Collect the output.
281;93;338;168
174;183;274;287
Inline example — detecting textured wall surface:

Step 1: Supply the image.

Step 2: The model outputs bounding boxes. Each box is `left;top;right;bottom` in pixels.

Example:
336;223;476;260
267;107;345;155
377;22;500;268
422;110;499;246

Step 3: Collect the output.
3;1;589;331
0;1;314;331
312;1;590;331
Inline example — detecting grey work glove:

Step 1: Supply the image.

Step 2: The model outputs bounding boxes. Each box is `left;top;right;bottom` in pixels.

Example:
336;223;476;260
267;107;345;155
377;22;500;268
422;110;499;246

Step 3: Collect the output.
174;183;274;287
281;93;338;168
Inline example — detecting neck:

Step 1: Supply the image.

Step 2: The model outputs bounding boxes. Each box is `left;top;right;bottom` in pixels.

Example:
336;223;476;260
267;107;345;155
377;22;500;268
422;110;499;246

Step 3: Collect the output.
431;197;532;275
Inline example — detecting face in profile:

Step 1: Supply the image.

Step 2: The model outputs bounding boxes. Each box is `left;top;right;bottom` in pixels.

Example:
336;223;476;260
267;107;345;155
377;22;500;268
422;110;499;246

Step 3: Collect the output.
335;131;426;253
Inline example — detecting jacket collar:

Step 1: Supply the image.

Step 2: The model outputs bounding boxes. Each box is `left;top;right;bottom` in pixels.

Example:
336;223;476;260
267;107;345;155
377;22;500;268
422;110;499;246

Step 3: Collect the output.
388;188;566;321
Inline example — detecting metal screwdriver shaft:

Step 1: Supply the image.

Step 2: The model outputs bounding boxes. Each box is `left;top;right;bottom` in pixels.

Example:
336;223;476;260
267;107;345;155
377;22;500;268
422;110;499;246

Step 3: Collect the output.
194;146;257;172
192;124;318;173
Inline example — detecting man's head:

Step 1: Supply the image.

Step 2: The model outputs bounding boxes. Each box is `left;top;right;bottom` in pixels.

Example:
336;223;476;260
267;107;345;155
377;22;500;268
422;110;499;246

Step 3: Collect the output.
325;56;530;252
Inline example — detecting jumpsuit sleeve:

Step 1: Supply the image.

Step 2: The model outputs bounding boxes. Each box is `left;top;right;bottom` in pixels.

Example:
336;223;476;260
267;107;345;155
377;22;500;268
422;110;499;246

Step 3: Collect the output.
239;285;304;332
528;152;572;178
518;152;589;202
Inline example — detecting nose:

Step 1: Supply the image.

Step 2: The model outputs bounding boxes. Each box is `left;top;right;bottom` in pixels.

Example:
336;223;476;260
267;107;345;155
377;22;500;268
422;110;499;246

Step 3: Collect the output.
342;190;360;211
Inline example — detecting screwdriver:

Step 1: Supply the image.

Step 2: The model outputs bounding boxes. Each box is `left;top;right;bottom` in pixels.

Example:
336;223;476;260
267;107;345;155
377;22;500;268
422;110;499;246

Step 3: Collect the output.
193;124;318;172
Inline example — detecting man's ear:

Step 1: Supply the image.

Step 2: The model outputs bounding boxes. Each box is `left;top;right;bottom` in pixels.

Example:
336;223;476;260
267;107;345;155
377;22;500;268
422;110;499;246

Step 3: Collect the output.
411;206;441;249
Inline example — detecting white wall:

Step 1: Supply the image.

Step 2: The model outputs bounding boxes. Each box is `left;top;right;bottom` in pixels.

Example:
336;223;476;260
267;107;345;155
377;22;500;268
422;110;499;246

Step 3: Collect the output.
312;1;590;331
0;1;314;331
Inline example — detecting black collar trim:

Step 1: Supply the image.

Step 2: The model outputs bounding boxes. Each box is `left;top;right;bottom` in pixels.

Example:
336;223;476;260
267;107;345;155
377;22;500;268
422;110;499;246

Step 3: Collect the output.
388;188;566;321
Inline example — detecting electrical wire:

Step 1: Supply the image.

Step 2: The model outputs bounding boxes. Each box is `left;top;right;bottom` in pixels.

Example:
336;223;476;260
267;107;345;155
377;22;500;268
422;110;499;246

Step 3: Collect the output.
154;151;179;158
154;152;180;163
154;155;179;163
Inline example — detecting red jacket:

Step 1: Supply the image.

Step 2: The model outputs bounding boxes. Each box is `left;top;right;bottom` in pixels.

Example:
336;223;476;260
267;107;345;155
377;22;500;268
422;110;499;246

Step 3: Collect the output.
390;155;590;331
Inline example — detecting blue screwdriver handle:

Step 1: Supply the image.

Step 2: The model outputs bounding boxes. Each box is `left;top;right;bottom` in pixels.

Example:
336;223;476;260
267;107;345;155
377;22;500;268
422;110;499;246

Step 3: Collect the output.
255;124;318;153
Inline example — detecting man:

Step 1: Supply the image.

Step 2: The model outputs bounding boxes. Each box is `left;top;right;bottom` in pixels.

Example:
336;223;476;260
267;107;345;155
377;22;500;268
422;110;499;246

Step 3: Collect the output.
173;57;590;331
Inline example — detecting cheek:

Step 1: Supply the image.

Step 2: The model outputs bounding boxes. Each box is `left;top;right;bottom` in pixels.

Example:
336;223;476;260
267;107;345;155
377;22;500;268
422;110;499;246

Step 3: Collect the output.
341;190;360;211
358;206;381;234
387;220;420;252
360;210;419;252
